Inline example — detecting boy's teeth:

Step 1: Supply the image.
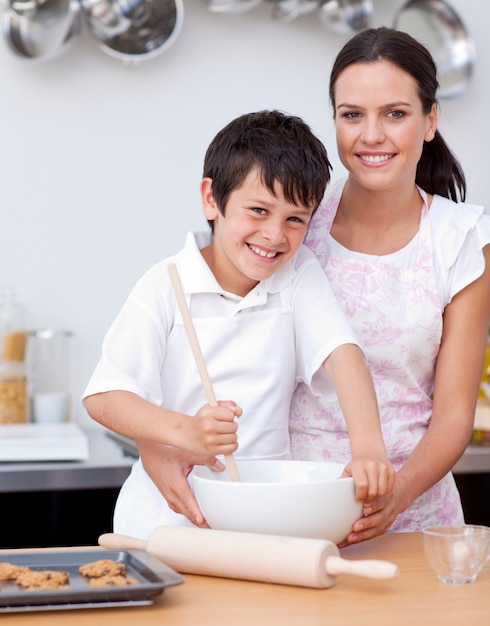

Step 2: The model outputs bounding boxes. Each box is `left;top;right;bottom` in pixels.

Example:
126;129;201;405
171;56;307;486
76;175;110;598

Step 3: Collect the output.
250;245;277;258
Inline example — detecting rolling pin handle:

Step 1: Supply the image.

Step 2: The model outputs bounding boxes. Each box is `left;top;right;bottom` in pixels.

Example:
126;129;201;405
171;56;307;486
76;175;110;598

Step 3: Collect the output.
325;555;399;579
98;532;147;552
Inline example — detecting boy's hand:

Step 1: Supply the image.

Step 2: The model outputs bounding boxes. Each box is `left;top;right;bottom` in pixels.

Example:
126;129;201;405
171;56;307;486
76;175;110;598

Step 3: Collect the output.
341;455;396;503
180;401;242;456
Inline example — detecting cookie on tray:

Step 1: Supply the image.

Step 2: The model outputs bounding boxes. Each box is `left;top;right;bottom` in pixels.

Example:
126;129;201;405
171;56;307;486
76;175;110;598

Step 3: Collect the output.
0;562;31;581
15;569;70;590
87;574;139;587
79;558;127;578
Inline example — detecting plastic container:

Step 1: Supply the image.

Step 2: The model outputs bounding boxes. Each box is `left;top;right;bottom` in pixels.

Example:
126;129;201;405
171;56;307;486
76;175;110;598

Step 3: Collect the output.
0;286;29;423
27;329;73;423
0;285;27;362
0;361;29;424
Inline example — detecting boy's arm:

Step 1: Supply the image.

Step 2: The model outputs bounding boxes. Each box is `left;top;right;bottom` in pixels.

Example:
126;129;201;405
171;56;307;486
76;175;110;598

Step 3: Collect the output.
322;344;395;502
83;390;240;457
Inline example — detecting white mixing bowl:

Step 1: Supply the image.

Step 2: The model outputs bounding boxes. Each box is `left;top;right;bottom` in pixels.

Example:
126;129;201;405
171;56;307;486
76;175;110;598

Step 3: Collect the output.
192;460;362;544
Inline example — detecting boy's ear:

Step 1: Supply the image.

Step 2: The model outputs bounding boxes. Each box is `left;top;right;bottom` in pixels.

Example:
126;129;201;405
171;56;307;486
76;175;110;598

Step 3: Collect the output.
201;177;219;221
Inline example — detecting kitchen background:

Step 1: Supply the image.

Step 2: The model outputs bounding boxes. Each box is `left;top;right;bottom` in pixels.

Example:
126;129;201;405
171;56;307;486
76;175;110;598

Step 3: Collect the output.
0;0;488;428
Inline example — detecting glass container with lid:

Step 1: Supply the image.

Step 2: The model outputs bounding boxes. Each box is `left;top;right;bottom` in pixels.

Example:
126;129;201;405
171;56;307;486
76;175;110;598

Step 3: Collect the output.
0;286;28;423
27;329;73;422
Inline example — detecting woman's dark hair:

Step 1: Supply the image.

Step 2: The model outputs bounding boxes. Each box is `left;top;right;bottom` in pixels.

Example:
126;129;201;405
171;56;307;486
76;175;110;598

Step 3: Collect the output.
203;110;332;231
329;27;466;202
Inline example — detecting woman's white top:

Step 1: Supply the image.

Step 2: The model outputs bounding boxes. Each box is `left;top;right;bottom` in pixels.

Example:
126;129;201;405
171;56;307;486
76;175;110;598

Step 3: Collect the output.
290;178;490;531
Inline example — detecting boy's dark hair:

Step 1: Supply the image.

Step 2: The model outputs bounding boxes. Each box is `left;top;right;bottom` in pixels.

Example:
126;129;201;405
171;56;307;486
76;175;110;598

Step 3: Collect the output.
203;110;332;230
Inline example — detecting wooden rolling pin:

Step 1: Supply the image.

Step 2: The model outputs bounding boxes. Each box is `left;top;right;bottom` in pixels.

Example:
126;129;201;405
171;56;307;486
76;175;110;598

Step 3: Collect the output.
99;526;399;589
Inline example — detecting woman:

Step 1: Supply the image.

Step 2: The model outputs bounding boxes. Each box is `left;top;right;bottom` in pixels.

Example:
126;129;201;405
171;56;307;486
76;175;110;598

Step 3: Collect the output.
134;27;490;545
289;26;490;545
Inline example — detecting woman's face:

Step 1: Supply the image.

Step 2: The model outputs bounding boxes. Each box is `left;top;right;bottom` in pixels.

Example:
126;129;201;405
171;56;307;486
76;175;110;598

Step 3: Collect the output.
333;59;437;192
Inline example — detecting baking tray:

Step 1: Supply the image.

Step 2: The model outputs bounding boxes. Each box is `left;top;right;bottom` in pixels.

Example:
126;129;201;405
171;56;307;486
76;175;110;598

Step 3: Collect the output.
0;549;184;613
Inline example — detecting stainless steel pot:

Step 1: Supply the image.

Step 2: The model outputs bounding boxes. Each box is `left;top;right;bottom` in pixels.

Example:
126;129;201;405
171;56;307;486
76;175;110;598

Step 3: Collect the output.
269;0;320;23
2;0;81;61
80;0;184;64
204;0;262;15
394;0;476;98
318;0;373;35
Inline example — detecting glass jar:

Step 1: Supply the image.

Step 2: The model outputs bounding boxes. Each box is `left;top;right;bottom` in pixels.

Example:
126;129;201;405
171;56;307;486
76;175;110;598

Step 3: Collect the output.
0;285;27;362
27;329;73;423
0;361;28;424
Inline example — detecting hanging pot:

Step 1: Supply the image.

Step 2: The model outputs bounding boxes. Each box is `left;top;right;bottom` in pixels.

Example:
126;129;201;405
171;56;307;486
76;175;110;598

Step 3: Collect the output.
80;0;184;64
268;0;320;23
394;0;476;98
318;0;373;35
203;0;262;15
2;0;81;61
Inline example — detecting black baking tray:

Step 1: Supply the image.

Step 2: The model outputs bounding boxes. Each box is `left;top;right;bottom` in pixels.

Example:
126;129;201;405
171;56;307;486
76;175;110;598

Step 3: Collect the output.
0;549;184;613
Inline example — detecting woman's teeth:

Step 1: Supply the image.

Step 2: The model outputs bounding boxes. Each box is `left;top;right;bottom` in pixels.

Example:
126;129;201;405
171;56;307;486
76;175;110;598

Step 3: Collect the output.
361;154;393;163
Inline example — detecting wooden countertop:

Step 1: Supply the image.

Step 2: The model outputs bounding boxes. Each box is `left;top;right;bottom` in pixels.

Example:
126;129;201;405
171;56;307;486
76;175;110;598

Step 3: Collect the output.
1;532;489;625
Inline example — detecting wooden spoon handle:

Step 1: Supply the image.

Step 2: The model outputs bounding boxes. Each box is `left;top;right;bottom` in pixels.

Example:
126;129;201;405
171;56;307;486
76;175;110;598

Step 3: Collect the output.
168;263;240;482
325;555;399;579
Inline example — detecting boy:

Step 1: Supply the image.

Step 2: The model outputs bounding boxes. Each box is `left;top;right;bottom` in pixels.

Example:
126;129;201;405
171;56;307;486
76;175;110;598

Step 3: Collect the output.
83;110;394;539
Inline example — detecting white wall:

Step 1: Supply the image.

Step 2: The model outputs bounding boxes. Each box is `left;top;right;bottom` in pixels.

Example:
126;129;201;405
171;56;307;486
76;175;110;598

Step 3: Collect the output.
0;0;488;425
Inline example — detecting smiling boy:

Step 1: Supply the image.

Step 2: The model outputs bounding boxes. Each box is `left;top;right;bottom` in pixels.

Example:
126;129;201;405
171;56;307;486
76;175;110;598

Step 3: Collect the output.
83;110;394;539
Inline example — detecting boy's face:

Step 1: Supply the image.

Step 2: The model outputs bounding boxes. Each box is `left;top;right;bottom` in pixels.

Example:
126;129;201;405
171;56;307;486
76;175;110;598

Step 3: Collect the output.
200;166;314;297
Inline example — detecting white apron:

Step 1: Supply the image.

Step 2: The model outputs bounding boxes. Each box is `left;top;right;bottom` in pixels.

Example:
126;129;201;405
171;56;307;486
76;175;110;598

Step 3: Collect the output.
114;288;296;539
290;194;464;531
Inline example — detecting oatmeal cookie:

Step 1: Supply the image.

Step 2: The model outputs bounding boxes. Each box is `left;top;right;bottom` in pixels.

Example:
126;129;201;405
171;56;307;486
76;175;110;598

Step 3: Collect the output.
88;574;138;588
16;569;70;590
0;562;31;581
79;559;126;578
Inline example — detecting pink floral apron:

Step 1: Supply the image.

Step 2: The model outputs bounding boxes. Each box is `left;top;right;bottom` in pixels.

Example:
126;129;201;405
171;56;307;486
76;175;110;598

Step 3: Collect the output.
290;186;464;531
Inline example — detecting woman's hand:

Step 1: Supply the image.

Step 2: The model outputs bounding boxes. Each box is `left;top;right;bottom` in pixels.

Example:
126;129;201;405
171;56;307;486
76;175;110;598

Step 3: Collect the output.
338;491;398;547
136;439;226;527
338;473;409;547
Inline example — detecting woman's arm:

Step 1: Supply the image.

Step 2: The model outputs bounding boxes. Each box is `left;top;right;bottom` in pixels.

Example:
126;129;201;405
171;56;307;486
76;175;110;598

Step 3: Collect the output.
344;245;490;544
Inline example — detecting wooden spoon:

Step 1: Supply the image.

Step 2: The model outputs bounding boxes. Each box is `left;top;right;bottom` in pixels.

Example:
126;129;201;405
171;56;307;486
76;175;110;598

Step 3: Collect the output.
168;263;240;482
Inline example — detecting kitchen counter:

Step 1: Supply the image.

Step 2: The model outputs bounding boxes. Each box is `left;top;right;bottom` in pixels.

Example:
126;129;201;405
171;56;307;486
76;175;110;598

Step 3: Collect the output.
453;398;490;473
0;428;134;493
0;429;136;548
0;532;488;625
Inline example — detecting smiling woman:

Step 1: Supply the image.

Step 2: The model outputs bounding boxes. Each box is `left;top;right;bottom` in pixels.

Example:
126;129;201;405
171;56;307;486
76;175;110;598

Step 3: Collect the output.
289;26;490;545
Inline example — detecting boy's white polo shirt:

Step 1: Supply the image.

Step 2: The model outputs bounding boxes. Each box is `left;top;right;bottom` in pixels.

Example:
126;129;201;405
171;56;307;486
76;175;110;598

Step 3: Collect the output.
84;229;358;461
83;230;360;537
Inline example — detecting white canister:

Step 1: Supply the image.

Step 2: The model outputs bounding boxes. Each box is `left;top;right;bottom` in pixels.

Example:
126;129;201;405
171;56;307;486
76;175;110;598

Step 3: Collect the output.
27;329;73;423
